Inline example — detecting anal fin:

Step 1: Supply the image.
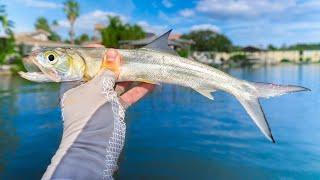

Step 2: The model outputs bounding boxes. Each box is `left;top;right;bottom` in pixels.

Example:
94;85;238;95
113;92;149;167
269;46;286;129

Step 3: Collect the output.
194;88;216;100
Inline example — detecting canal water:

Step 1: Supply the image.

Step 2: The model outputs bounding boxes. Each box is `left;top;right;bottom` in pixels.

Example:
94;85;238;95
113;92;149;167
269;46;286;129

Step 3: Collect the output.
0;64;319;179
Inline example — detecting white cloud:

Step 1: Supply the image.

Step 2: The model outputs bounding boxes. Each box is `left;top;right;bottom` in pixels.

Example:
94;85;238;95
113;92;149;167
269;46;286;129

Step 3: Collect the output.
196;0;296;19
162;0;173;8
57;10;128;36
190;24;220;33
22;0;62;9
158;10;182;24
56;9;168;37
179;9;195;17
297;0;320;10
137;21;168;34
173;0;320;46
225;20;320;46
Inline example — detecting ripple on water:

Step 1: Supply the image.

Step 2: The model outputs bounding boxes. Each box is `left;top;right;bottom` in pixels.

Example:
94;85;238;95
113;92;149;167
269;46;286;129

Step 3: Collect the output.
1;65;320;179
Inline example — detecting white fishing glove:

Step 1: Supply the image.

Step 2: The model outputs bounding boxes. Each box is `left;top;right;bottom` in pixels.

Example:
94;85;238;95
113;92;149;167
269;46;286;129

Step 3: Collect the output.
42;70;126;180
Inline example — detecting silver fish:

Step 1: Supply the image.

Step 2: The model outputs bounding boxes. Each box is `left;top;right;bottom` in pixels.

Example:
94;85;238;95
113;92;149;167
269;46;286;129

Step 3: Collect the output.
19;30;310;142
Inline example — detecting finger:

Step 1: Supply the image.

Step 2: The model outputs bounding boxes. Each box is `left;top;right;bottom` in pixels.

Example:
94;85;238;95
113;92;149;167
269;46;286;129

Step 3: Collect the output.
85;44;104;48
115;81;132;95
120;83;156;107
101;49;121;78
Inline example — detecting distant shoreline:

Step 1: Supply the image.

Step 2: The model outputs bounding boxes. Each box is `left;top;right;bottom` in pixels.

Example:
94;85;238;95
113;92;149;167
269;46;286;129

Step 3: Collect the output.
0;65;12;75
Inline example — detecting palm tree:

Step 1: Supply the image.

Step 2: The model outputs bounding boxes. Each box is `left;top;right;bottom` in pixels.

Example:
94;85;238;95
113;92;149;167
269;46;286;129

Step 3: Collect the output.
34;17;61;41
63;0;79;44
100;16;146;48
0;4;16;64
35;17;51;32
0;4;13;35
52;20;59;30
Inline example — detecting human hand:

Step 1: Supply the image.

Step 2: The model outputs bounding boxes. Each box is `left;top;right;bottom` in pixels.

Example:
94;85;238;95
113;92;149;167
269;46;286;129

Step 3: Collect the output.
87;44;156;108
46;46;136;180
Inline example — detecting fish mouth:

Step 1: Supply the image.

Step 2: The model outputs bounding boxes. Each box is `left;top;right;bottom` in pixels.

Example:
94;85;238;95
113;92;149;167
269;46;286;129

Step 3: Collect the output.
19;53;61;82
19;71;55;82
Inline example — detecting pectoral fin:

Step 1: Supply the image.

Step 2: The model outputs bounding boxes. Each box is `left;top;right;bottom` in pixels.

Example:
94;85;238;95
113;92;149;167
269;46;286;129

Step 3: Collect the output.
137;78;160;85
194;88;216;100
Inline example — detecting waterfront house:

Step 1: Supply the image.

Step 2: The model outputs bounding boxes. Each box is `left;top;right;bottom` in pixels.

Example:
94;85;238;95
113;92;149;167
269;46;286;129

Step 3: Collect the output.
15;29;73;56
192;49;320;66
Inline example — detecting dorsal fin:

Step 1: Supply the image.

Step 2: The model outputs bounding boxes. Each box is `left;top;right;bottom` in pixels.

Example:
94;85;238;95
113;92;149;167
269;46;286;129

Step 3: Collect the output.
142;29;178;55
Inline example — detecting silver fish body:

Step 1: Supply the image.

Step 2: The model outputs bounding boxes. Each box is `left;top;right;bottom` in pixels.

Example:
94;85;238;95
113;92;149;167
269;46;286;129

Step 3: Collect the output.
119;49;237;92
69;47;309;143
19;30;310;142
77;47;243;96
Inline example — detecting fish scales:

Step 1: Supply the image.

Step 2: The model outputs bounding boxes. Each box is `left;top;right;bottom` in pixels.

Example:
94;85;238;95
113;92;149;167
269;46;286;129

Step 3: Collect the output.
19;30;310;142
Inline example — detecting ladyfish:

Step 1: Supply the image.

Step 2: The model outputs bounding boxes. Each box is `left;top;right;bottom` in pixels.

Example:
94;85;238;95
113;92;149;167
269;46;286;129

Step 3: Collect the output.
19;30;310;142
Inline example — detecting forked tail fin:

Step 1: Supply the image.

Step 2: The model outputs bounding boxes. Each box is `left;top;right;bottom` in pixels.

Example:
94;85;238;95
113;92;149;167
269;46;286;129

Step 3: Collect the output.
236;82;310;143
251;82;310;98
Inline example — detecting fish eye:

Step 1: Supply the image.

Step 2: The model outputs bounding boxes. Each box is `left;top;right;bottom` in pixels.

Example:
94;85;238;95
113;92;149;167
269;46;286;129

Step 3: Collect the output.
48;54;55;61
44;51;58;64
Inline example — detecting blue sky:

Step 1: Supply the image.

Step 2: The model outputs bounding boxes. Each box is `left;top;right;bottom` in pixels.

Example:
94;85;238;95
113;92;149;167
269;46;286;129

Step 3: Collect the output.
3;0;320;47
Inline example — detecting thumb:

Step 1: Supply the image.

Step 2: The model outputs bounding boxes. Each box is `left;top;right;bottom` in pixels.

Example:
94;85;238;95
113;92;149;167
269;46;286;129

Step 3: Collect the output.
101;49;121;78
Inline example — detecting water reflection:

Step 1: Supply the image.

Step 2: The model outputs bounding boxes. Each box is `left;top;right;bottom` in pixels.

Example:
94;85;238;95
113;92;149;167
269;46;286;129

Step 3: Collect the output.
0;117;19;173
0;76;12;92
119;64;320;179
1;64;320;179
0;76;60;179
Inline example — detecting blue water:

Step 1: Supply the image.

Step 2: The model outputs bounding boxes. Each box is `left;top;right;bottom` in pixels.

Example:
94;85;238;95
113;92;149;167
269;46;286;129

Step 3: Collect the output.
0;64;319;179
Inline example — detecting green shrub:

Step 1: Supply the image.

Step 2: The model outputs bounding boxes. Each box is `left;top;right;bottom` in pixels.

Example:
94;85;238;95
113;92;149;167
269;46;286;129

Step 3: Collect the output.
281;58;290;63
229;54;247;62
177;49;188;58
100;16;145;48
229;54;252;67
305;58;311;63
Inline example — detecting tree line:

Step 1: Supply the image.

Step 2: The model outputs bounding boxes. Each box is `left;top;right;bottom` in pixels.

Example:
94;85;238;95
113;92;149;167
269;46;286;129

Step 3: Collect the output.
5;0;319;66
32;0;235;51
0;0;236;57
181;30;233;52
267;43;320;51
